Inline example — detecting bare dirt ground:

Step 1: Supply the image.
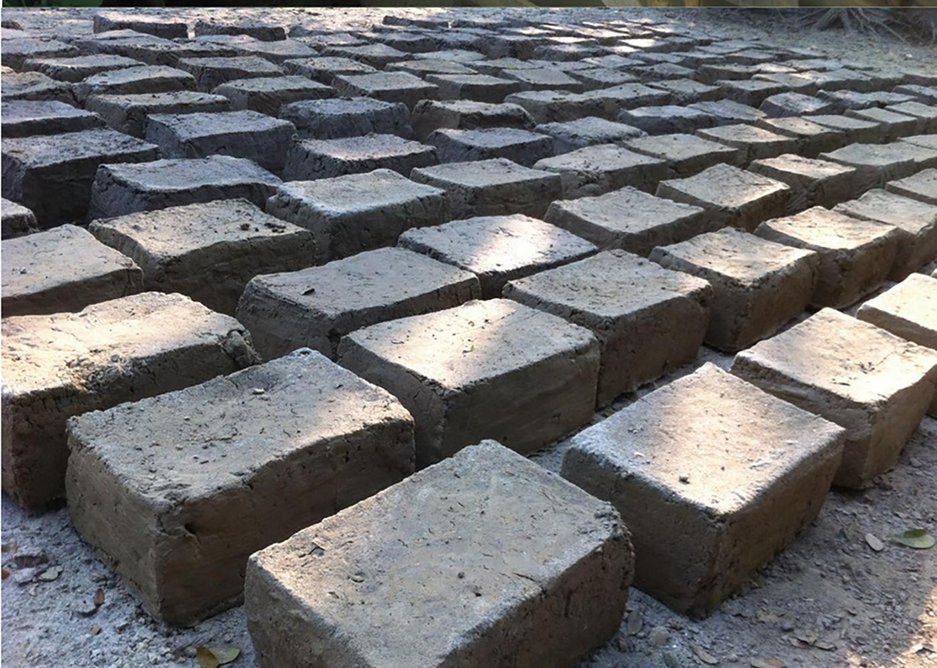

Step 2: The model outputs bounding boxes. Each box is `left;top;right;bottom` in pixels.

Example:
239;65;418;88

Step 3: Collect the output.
2;7;936;668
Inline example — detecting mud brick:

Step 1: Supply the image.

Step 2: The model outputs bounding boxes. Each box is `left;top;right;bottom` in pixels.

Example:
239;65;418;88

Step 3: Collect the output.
547;187;709;257
86;91;231;137
176;56;283;92
412;48;487;63
697;124;798;163
233;39;318;65
246;440;630;667
656;163;790;232
2;128;158;228
88;155;280;219
428;127;552;167
22;54;142;83
821;142;937;190
885;101;937;133
1;71;74;103
697;63;763;85
570;67;638;91
755;117;845;158
213;76;332;115
535;116;646;153
505;250;710;405
534;42;605;62
758;92;835;118
78;33;179;63
846;107;924;139
500;68;584;93
67;347;412;619
1;224;143;317
562;362;844;617
503;90;604;124
145;110;295;173
389;59;477;77
267;169;447;263
1;292;259;507
616;105;717;135
283;134;436;180
834;190;937;280
372;31;436;54
134;42;241;69
323;43;409;68
902;69;937;87
0;198;38;239
717;79;786;108
74;65;196;103
533;144;667;198
622;133;738;178
732;308;937;488
647;78;722;104
410;99;534;142
0;100;102;138
806;114;887;144
411;157;561;219
903;133;937;150
817;89;914;112
339;300;599;465
650;228;818;351
399;214;595;298
93;12;188;39
689;99;766;126
237;247;479;359
755;207;899;308
894;84;937;105
425;73;520;104
749;154;859;213
282;56;376;84
280;97;410;141
194;19;285;42
1;37;79;71
885;168;937;205
332;71;437;111
585;83;671;114
857;272;937;417
89;199;315;314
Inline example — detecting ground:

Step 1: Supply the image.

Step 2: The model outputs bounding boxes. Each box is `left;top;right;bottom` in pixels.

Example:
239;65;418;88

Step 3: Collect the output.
1;6;936;668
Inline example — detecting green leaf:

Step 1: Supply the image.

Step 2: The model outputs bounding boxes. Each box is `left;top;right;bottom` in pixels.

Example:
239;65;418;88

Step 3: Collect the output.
196;646;240;668
893;529;935;550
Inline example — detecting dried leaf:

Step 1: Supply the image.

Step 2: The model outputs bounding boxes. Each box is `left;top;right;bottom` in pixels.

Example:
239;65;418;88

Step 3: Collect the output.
1;567;9;580
864;533;884;552
893;529;935;549
93;588;105;607
197;646;241;668
693;645;720;665
751;657;786;668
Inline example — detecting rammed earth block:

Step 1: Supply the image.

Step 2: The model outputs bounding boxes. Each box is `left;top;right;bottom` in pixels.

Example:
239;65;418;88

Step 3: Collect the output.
74;65;196;103
731;309;937;488
332;71;438;110
624;132;740;177
0;198;38;240
0;100;103;138
213;76;333;115
755;116;845;158
399;214;596;298
176;56;283;92
266;169;448;263
411;157;561;219
2;292;259;507
1;224;143;317
338;299;600;466
1;128;159;228
561;363;844;617
749;154;859;213
535;116;647;154
533;144;668;198
650;227;818;352
885;168;937;205
1;71;75;103
279;97;411;140
410;99;535;142
89;199;316;314
428;127;553;167
88;155;281;219
237;247;480;360
754;207;899;308
245;441;633;668
544;186;711;257
504;250;712;406
85;91;232;138
66;349;415;626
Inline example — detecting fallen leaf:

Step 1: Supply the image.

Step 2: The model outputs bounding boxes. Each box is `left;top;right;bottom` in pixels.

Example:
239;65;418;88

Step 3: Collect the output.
794;629;817;645
751;657;786;668
864;533;884;552
893;529;935;549
197;646;241;668
89;625;101;636
1;567;9;580
93;588;105;607
693;645;720;665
